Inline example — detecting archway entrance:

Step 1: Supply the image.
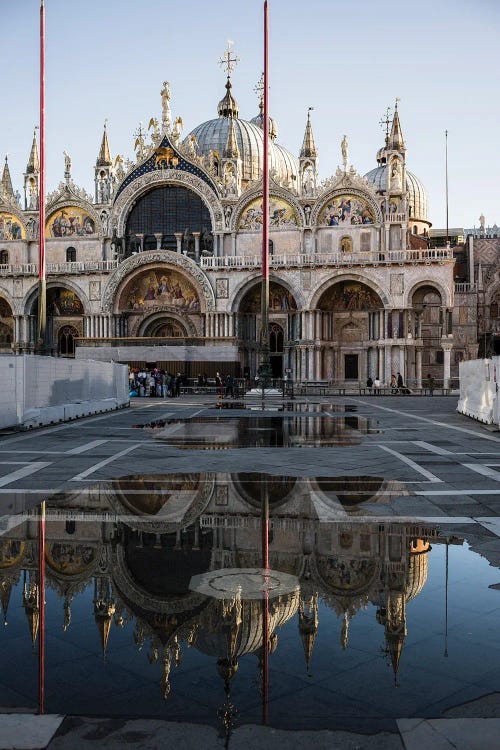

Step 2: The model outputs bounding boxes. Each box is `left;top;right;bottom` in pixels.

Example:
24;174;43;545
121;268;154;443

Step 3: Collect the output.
29;287;84;354
0;298;14;349
142;316;188;338
237;281;298;378
318;280;383;382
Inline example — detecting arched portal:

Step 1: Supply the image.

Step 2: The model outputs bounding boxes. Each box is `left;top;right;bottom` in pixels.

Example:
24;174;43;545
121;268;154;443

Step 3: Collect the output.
237;280;298;378
0;297;14;349
317;280;384;382
142;316;188;338
411;285;443;375
125;185;213;255
30;287;84;355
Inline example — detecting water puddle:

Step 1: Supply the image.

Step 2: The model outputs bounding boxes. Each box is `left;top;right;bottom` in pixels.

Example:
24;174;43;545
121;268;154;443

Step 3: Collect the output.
133;413;380;448
1;473;499;732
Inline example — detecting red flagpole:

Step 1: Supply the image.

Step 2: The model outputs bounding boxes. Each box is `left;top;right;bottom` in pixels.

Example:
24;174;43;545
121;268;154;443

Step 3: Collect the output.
37;0;47;351
258;0;271;383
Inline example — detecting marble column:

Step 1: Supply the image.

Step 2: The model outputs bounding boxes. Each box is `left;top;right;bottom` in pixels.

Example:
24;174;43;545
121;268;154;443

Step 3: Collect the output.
415;347;422;388
442;341;453;388
385;345;392;386
174;232;183;253
154;233;162;250
315;347;322;379
399;346;405;380
192;232;201;262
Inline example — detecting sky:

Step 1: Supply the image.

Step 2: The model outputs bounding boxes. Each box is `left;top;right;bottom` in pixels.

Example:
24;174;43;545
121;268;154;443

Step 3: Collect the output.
1;0;499;229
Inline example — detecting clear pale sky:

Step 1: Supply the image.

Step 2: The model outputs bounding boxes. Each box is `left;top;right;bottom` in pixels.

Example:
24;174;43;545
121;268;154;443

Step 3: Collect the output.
1;0;498;229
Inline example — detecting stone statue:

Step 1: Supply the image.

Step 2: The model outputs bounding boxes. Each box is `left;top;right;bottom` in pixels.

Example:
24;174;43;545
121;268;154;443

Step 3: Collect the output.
390;159;402;191
63;150;71;175
479;214;486;232
100;210;109;236
172;116;183;146
148;117;161;146
201;228;214;255
304;204;311;224
114;154;125;182
161;81;171;131
224;204;233;228
224;167;237;197
341;135;348;170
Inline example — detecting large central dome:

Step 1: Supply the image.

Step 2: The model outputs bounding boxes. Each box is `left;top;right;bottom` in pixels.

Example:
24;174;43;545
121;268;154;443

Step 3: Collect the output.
364;165;428;223
185;78;298;187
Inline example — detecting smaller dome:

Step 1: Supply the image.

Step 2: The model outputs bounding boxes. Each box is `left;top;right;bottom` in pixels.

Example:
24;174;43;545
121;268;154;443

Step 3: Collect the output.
364;165;429;223
249;111;279;141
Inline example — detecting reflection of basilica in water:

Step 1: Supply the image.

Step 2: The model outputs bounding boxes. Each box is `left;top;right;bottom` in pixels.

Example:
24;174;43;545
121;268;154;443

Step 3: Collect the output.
0;42;481;383
0;473;453;713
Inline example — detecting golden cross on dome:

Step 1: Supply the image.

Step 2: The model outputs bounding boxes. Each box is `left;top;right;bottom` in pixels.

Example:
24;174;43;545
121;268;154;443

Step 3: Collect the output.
219;40;240;77
379;106;392;139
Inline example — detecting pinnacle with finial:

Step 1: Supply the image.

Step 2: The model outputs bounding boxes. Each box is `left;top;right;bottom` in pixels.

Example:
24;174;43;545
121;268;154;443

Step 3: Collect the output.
300;107;317;158
97;120;112;166
219;40;240;78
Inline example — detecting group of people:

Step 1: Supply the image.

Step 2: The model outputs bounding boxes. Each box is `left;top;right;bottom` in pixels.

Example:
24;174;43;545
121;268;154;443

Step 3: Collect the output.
129;368;185;398
366;372;435;394
128;369;239;398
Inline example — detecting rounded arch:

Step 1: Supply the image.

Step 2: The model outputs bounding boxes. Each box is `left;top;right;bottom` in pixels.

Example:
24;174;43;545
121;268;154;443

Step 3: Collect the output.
112;170;222;236
23;279;90;316
45;200;101;239
102;251;215;313
137;310;197;337
231;272;304;313
230;186;305;232
310;273;390;310
406;279;449;308
311;187;382;227
485;280;500;306
0;285;16;315
0;207;28;239
113;260;209;316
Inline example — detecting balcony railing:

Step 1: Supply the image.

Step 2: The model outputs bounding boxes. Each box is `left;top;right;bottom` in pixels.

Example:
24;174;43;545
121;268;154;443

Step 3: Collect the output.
454;282;477;293
0;260;118;277
383;213;407;223
201;247;453;270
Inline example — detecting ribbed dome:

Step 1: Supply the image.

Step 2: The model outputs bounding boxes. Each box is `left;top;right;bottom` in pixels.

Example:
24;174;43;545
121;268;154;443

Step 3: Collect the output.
364;165;428;223
249;112;279;141
186;117;299;186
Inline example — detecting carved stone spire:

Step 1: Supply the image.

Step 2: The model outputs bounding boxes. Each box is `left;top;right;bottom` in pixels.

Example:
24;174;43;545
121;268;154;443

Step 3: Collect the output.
93;578;115;659
224;119;240;158
1;156;14;199
96;122;112;167
389;100;405;153
26;128;40;174
300;109;317;159
23;573;40;649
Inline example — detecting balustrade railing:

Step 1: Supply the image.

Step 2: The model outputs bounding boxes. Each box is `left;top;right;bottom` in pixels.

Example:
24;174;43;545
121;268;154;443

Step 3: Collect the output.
454;282;477;293
0;260;118;277
201;247;453;270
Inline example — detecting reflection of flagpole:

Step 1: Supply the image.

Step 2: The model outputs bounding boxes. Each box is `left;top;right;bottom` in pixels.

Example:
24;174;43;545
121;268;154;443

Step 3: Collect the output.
38;500;46;714
444;537;449;657
261;475;269;725
37;0;47;351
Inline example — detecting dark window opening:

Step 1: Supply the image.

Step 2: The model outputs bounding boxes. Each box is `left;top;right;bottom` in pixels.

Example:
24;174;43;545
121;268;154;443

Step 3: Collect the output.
66;247;77;263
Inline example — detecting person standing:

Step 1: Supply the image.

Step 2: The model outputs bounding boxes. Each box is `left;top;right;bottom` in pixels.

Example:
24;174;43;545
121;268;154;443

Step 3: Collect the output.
366;376;373;393
175;372;181;398
397;372;404;393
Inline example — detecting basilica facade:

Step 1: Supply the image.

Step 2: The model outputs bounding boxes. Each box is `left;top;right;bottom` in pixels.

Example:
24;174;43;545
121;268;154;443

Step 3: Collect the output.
0;64;470;386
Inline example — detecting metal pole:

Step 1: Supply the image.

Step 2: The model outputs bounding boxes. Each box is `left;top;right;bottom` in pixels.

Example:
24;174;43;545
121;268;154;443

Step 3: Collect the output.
261;476;269;725
38;500;46;714
445;130;449;248
258;0;272;386
37;0;47;352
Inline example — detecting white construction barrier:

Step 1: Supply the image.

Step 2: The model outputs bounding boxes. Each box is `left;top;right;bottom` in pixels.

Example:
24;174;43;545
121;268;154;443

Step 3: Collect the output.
0;355;129;430
457;357;500;426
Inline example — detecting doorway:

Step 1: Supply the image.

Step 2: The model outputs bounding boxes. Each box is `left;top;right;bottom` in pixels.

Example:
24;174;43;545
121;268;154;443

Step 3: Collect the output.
344;353;359;380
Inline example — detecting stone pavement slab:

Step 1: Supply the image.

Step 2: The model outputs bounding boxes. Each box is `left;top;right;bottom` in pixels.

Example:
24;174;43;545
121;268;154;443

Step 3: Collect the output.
0;714;64;749
397;718;500;750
